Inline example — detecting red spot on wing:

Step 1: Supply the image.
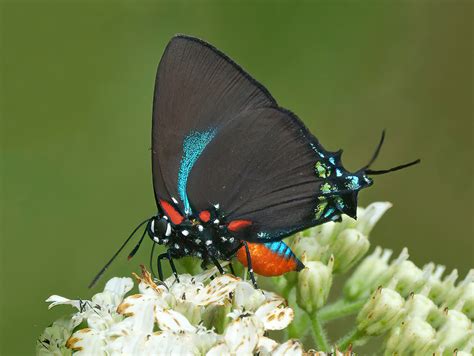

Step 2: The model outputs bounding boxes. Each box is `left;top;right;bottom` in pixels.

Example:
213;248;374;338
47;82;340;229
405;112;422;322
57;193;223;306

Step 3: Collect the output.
159;199;183;225
199;210;211;223
228;220;252;232
236;243;301;276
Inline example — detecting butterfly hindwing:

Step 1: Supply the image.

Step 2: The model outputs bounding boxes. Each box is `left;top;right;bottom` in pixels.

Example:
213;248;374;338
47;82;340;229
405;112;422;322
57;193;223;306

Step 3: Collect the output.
186;107;327;241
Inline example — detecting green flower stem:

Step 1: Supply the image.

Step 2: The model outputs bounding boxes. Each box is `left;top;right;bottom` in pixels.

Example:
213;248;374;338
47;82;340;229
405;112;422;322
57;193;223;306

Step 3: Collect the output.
309;312;330;352
337;327;366;351
318;298;367;323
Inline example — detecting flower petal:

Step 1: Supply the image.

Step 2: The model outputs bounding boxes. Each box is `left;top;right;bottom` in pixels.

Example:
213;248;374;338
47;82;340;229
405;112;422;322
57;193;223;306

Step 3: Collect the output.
117;294;157;334
224;313;263;354
255;300;294;330
233;281;266;311
206;342;231;356
256;336;279;355
272;339;304;356
66;328;105;355
191;275;240;306
46;295;82;310
155;309;197;332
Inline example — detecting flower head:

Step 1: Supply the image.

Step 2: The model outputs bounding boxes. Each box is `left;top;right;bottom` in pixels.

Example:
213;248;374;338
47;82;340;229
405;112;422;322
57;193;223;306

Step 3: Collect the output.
42;265;296;355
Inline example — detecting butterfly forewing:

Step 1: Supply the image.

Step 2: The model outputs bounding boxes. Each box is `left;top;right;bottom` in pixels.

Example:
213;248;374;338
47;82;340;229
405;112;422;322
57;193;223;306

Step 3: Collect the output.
152;34;338;242
152;35;276;212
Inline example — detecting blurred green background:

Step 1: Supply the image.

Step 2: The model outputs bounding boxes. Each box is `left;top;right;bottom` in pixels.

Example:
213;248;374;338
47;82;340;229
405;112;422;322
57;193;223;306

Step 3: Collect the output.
1;0;472;354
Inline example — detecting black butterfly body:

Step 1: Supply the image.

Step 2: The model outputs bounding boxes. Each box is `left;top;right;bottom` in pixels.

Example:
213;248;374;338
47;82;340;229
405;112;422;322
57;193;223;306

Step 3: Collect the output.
89;35;419;288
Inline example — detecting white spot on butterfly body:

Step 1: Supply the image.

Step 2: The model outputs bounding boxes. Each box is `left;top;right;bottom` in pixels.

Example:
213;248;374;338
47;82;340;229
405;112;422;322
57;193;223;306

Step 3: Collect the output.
165;223;172;237
213;219;220;225
153;236;160;243
151;219;155;233
205;240;212;246
214;203;220;209
220;236;228;242
174;243;180;249
194;239;201;244
171;197;179;204
181;230;189;236
197;225;204;232
229;237;235;243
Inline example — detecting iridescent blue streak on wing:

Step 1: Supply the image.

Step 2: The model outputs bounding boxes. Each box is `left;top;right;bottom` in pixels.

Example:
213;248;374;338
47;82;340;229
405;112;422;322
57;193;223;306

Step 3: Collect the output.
263;241;294;260
178;129;217;215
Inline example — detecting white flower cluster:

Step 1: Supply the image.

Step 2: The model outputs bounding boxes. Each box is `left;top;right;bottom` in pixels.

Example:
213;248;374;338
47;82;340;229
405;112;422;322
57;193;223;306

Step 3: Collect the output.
289;203;392;315
282;202;473;354
39;265;310;355
351;247;474;355
39;202;473;355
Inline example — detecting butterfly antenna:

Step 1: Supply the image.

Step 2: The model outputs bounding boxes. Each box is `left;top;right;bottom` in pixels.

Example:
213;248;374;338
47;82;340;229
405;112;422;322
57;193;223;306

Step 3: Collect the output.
365;159;421;175
88;218;151;288
364;130;386;169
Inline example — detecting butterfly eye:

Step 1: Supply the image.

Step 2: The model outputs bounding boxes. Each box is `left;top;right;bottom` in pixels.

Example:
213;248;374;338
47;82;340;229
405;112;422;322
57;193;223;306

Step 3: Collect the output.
153;218;169;236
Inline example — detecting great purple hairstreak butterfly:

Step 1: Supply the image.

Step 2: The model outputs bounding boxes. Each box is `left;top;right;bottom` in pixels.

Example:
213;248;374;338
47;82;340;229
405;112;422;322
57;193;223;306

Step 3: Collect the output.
89;35;419;288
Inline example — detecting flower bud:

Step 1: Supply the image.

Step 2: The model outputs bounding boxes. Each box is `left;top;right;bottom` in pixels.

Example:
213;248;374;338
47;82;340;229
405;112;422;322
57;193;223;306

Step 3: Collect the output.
355;202;392;236
389;260;425;297
428;267;458;305
290;235;327;263
404;293;437;320
444;270;474;316
384;318;436;355
296;257;334;314
357;286;405;336
343;247;392;300
436;309;472;351
329;228;370;274
301;221;337;245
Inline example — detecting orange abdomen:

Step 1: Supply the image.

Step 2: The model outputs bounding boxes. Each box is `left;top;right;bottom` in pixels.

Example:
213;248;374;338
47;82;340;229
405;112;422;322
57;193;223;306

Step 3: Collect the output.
236;241;304;276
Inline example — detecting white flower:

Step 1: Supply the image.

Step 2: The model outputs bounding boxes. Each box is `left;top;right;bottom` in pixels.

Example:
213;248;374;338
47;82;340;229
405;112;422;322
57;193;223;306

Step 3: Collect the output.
344;246;393;300
294;202;391;274
354;202;392;236
357;286;405;336
435;309;472;352
427;265;459;305
329;228;370;274
384;318;436;354
296;256;334;314
404;293;438;321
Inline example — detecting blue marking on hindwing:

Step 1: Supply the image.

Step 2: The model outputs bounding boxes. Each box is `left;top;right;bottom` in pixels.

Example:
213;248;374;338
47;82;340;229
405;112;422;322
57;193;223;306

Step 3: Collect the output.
178;129;217;214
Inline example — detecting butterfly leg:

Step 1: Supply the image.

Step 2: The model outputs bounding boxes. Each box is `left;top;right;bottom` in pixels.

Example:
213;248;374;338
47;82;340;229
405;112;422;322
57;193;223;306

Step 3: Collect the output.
156;251;180;283
209;255;225;275
167;249;180;283
228;262;236;275
156;253;168;282
242;241;258;288
149;242;157;278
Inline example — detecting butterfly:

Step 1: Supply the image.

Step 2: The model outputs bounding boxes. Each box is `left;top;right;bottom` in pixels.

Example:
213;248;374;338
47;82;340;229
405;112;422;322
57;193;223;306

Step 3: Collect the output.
89;35;419;288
